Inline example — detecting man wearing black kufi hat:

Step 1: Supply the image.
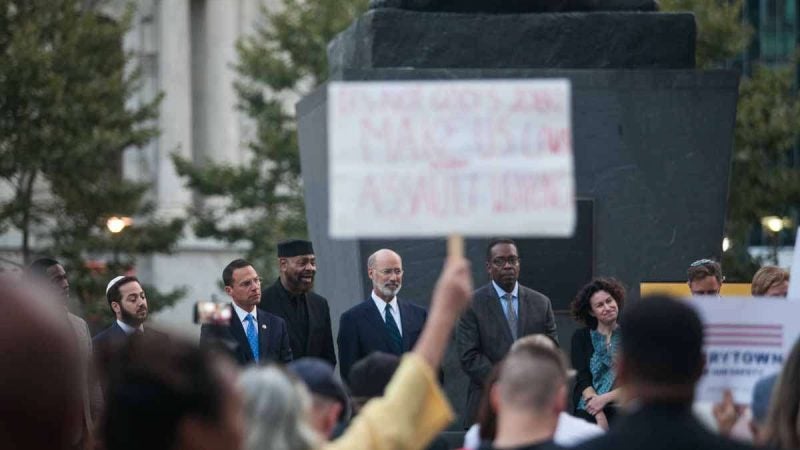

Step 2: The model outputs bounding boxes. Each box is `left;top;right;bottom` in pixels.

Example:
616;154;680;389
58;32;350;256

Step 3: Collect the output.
261;239;337;367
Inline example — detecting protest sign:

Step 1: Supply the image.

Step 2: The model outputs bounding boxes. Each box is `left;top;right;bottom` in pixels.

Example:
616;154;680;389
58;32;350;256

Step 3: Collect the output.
788;226;800;300
693;297;800;403
327;80;575;238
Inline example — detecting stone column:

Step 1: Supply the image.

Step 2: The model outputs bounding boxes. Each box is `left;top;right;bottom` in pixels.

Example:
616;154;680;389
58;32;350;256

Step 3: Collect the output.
156;0;193;216
201;0;242;165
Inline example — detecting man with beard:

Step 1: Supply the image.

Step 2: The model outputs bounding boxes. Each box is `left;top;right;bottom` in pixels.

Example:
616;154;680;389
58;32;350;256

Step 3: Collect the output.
28;258;98;450
93;275;158;346
457;238;558;427
337;248;428;384
200;259;293;365
261;239;336;366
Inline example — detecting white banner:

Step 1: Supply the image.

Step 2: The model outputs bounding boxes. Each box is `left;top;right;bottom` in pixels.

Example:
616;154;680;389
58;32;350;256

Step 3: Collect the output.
787;226;800;300
693;297;800;403
327;80;575;238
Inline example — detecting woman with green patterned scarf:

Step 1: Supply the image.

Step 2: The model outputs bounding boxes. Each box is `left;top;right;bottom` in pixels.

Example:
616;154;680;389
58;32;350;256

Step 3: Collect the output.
570;278;625;430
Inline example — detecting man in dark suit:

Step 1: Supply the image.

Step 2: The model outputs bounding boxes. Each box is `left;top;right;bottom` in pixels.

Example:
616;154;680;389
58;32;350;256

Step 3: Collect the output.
261;239;336;367
93;275;156;347
457;238;558;426
337;249;427;383
574;296;757;450
200;259;292;365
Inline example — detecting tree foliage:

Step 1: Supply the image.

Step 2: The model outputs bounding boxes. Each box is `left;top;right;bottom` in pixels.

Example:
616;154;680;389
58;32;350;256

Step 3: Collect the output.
174;0;369;276
662;0;800;279
0;0;184;329
660;0;753;68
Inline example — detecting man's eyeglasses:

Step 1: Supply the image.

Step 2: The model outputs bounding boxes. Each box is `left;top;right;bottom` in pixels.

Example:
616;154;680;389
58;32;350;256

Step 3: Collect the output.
491;257;520;267
377;268;403;276
238;277;263;289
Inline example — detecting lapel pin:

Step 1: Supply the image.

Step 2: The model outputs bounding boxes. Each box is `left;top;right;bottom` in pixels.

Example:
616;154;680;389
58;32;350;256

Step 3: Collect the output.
261;324;267;330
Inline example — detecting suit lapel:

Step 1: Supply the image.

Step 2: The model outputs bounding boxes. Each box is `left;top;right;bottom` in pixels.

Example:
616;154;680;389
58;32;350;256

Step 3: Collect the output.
365;299;394;352
305;295;319;354
398;300;414;351
516;287;528;337
486;287;514;343
228;305;254;362
112;322;127;340
258;311;270;361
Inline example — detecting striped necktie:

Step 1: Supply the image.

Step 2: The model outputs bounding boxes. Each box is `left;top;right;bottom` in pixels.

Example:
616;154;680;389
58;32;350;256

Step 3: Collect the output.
504;293;518;340
384;304;403;355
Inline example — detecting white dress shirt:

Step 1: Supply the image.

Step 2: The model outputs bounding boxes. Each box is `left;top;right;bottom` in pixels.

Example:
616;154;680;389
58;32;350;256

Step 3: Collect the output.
462;412;604;449
232;302;257;328
116;320;143;335
371;291;403;336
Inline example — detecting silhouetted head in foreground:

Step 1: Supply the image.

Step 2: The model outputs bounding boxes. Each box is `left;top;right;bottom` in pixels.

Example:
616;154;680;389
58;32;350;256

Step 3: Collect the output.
0;279;80;450
101;334;245;450
616;295;705;406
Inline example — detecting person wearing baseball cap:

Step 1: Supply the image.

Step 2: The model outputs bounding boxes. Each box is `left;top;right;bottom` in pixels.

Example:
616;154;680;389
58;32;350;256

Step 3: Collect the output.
289;357;351;440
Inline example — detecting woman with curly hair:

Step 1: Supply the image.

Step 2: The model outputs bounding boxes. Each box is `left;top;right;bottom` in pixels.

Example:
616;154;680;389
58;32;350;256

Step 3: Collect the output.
570;278;625;429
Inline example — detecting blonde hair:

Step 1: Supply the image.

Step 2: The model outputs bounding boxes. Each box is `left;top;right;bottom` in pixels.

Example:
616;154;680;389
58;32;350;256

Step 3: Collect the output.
501;334;568;411
764;339;800;448
751;266;789;296
511;334;558;353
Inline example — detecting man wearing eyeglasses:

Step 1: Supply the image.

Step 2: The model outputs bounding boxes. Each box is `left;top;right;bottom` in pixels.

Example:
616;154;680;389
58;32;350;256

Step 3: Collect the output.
261;239;337;367
687;258;724;296
456;238;558;427
337;248;429;383
200;258;293;365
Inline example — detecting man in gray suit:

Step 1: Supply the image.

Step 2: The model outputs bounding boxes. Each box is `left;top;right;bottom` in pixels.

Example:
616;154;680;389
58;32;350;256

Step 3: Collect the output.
456;238;558;427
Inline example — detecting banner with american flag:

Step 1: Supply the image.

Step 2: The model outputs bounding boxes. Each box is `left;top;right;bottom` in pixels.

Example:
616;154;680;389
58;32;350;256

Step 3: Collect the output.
692;298;800;404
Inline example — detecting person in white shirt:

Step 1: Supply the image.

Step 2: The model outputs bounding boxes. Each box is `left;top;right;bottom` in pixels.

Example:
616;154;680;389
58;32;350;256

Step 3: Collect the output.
463;334;603;449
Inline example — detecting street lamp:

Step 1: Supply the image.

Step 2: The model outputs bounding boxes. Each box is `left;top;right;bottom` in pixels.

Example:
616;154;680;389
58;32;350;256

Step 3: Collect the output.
762;216;784;234
722;236;731;252
106;216;132;266
761;216;786;264
106;216;132;234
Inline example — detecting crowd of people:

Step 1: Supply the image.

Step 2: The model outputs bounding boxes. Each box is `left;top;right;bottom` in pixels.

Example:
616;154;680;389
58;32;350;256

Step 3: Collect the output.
0;238;797;450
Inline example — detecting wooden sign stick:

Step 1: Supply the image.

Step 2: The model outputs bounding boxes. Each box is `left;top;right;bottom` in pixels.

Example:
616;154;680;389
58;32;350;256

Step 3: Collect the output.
447;235;464;258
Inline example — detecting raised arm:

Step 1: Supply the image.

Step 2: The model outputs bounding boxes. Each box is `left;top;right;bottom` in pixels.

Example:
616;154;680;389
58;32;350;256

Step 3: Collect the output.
325;257;473;450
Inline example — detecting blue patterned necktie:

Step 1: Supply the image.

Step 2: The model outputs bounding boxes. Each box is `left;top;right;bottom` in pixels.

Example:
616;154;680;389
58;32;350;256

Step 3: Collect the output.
244;314;260;362
384;304;403;355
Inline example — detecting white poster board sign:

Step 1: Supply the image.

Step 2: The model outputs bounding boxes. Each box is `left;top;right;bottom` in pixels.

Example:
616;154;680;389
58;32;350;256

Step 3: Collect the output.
787;226;800;300
327;80;575;238
693;297;800;403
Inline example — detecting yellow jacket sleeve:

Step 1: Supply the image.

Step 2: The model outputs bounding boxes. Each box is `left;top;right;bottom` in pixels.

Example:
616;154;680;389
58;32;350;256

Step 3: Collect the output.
324;353;454;450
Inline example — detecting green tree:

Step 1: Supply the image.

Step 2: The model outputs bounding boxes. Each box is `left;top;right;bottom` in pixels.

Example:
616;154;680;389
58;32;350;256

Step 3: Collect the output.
661;0;800;280
661;0;752;68
725;61;800;278
174;0;368;276
0;0;184;329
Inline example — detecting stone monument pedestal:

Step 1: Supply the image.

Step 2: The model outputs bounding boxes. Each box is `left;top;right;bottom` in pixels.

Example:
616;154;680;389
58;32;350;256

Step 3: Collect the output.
297;8;739;425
